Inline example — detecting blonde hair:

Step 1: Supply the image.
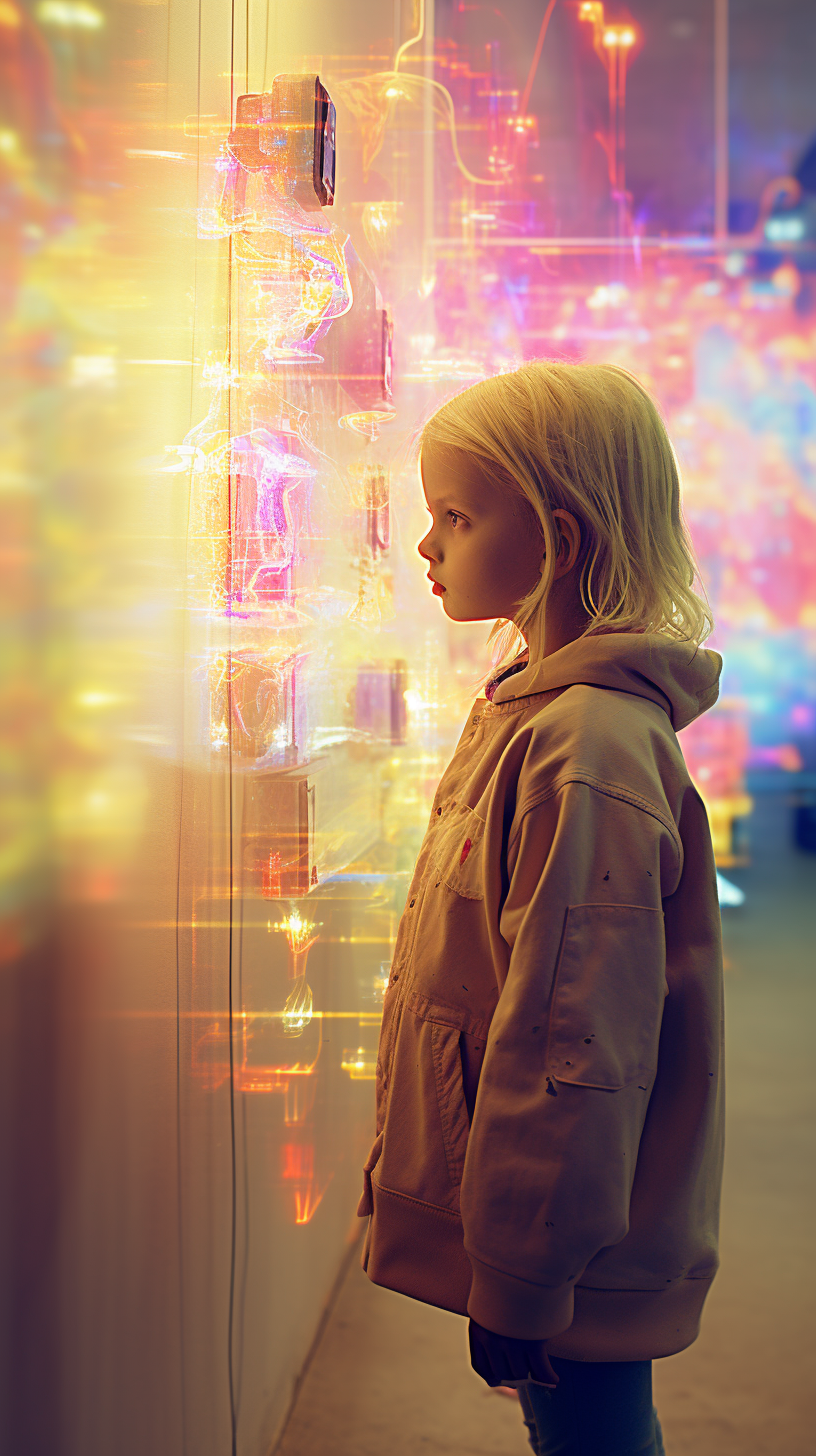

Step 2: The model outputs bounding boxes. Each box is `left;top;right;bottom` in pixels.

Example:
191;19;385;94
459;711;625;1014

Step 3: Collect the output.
420;361;712;667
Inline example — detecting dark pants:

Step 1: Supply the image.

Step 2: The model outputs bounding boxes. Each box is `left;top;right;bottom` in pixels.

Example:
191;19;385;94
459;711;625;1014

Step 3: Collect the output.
517;1357;666;1456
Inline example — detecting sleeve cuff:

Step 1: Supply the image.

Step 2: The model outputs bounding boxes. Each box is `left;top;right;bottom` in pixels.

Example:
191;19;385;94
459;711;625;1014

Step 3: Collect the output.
465;1254;575;1341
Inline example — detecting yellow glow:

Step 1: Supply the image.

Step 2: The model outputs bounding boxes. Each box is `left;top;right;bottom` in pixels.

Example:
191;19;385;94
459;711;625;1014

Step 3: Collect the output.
602;23;636;47
75;690;121;709
125;150;189;161
361;201;401;249
393;0;425;72
274;910;319;955
293;1177;333;1224
37;0;104;26
69;355;116;386
282;977;314;1036
340;70;505;188
340;1047;377;1081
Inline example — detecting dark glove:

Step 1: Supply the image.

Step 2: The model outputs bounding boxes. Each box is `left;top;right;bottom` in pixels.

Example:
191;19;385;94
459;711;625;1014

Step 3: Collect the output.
468;1317;559;1389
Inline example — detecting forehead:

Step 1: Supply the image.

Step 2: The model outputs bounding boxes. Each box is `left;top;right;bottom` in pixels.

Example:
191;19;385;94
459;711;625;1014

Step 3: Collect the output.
420;443;501;508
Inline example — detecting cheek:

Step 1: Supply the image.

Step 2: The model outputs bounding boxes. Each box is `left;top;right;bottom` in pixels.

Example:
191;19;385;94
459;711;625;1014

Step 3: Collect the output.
476;519;542;595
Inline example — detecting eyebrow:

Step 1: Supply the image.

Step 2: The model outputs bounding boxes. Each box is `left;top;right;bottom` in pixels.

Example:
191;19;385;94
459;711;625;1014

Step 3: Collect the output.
424;497;471;512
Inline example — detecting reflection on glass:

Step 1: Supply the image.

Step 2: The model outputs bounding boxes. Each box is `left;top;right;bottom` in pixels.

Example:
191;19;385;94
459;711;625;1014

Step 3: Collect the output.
3;0;815;1448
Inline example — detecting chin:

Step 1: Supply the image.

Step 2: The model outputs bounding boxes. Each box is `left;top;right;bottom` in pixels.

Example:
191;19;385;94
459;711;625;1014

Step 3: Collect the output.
441;600;491;623
439;598;466;621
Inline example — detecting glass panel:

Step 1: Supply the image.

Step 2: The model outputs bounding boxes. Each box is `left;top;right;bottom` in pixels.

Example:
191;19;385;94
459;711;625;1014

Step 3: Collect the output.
2;0;814;1451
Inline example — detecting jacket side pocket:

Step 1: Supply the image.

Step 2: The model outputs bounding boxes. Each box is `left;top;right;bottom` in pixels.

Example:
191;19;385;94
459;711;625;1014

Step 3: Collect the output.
547;903;666;1090
357;1129;385;1217
431;1024;471;1187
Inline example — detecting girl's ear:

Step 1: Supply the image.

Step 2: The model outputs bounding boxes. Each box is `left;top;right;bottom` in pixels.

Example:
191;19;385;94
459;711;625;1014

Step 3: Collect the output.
550;512;582;573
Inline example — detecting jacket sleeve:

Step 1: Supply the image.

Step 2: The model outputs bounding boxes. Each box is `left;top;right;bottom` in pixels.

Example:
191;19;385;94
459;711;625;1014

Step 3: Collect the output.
460;778;678;1340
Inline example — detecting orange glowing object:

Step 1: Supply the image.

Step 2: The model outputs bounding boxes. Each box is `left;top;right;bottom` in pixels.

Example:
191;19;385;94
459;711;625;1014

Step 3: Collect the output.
293;1177;333;1225
237;1007;322;1093
281;1141;333;1224
603;24;636;46
281;1141;312;1181
274;909;315;952
340;1046;377;1080
262;851;282;898
577;2;640;236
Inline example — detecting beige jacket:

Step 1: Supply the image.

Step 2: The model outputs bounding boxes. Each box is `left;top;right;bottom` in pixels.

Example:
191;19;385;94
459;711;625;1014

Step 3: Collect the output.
357;634;725;1360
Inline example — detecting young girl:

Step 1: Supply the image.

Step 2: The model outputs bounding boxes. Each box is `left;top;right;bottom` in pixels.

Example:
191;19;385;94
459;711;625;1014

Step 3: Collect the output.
356;362;724;1456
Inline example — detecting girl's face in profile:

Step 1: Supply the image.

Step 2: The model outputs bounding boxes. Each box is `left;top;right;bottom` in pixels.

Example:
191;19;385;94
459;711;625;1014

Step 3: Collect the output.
418;442;545;623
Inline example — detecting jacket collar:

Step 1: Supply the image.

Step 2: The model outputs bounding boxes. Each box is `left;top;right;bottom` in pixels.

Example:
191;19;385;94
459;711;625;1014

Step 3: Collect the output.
489;633;722;732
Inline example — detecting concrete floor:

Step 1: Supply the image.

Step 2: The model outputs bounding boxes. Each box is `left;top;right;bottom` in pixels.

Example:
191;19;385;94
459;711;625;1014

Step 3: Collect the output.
274;792;816;1456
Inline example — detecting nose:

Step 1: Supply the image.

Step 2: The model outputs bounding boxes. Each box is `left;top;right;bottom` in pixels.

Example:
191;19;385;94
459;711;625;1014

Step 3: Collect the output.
417;531;437;564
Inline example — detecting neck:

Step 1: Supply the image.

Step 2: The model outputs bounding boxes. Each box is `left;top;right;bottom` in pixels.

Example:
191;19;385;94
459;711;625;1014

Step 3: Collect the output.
522;577;591;661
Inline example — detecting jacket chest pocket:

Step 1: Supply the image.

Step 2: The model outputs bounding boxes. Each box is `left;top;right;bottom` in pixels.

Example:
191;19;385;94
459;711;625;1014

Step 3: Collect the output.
430;804;486;901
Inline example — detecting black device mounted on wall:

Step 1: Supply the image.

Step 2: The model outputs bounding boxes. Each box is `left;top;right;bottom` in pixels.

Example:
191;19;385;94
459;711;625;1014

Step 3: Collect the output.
261;74;336;209
228;73;336;209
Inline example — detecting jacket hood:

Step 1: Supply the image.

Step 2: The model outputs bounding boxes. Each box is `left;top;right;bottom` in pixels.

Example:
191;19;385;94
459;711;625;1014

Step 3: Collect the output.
490;633;722;732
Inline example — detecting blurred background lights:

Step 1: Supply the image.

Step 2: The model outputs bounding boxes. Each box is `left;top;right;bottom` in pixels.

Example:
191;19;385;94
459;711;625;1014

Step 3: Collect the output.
765;215;805;241
716;873;746;907
69;355;117;387
1;0;815;1446
75;690;122;709
36;0;104;26
603;26;635;47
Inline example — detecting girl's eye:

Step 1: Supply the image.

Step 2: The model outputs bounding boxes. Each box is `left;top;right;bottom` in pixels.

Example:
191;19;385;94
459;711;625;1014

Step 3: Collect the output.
448;511;463;528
